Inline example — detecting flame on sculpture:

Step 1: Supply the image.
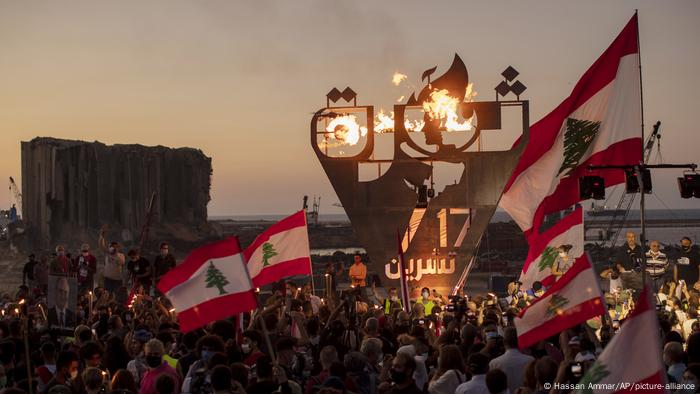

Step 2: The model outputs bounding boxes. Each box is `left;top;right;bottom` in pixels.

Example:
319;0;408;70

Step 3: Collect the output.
324;115;368;146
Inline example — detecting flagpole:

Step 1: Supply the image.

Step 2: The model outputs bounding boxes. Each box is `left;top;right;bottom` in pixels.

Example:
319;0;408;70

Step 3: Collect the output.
635;10;648;288
302;209;316;296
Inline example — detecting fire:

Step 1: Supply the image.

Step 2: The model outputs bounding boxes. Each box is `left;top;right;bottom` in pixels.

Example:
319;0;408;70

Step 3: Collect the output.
325;115;367;145
422;85;475;131
392;72;407;86
374;110;424;133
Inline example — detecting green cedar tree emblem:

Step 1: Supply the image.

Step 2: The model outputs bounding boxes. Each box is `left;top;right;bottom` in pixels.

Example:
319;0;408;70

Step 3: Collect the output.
574;362;610;394
545;294;569;318
262;242;278;267
205;261;229;295
558;118;601;177
538;246;559;272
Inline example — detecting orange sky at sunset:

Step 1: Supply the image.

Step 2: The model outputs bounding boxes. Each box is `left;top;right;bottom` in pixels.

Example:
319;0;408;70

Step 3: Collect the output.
1;1;698;216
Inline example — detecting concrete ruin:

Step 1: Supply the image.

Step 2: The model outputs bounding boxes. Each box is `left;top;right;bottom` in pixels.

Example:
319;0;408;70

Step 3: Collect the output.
21;137;212;248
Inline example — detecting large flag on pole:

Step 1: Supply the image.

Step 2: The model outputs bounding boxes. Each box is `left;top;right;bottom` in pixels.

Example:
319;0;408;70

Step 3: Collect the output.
574;286;666;393
500;15;642;237
515;253;605;349
519;207;584;290
397;230;411;313
157;236;258;333
243;210;312;288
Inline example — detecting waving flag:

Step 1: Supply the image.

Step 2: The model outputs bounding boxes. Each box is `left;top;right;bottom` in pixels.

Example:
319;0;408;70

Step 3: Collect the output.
243;210;312;288
500;15;642;236
157;237;257;333
515;253;605;349
574;286;666;393
397;230;411;313
519;207;584;290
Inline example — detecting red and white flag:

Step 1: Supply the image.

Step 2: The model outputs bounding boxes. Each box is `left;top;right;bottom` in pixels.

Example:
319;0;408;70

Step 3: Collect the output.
243;210;312;288
519;207;584;290
515;253;605;349
500;15;642;237
575;286;666;393
397;230;411;313
157;237;258;333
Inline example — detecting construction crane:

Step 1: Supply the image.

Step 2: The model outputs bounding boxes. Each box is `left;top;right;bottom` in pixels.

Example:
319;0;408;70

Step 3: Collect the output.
602;121;661;247
8;177;22;215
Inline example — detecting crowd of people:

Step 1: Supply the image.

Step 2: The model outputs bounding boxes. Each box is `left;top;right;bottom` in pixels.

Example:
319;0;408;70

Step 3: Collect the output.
0;231;697;394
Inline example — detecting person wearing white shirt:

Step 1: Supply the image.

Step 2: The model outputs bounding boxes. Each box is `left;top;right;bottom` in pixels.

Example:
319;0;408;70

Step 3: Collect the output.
488;327;534;393
456;353;490;394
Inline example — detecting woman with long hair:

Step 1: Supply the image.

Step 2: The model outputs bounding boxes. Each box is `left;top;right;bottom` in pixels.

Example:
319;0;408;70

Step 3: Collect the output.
111;369;139;394
428;344;468;394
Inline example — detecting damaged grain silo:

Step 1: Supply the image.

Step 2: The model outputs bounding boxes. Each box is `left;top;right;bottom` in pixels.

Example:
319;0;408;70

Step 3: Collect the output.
21;137;213;249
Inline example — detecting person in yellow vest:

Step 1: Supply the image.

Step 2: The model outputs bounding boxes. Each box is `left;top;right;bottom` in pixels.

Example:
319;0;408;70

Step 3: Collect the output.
382;287;403;315
416;287;435;315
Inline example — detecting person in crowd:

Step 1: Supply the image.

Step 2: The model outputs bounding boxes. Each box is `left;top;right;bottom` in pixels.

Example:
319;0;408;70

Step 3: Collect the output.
153;242;176;284
110;369;139;394
428;344;467;394
675;237;700;288
74;244;97;293
50;245;72;276
126;249;152;295
550;244;573;278
646;240;670;292
82;367;106;394
486;369;508;394
36;342;57;393
306;345;339;394
139;339;179;394
100;236;125;294
616;231;643;272
349;254;367;289
43;351;79;394
22;254;37;289
379;352;422;394
488;327;534;393
664;341;686;383
456;352;490;394
417;287;435;315
241;330;265;368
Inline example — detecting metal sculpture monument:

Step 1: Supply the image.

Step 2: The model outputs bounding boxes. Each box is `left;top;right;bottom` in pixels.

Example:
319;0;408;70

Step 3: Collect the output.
311;55;530;293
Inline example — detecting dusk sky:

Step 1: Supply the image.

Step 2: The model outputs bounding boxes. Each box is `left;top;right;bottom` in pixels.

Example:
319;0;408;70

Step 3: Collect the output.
1;1;698;217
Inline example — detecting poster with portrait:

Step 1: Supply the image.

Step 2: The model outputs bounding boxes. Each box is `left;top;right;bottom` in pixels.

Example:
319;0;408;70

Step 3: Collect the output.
47;275;78;331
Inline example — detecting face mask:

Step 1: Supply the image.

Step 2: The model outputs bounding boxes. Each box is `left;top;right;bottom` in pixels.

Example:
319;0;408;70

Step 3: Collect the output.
201;350;214;362
241;343;251;354
310;336;320;346
683;246;691;252
665;306;673;312
391;296;398;302
109;247;116;254
82;252;89;257
390;369;408;384
422;292;429;299
70;370;79;380
146;355;162;368
559;252;566;257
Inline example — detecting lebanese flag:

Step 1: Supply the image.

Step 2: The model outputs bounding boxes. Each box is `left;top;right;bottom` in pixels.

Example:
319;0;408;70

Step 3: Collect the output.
500;15;642;236
157;237;258;333
515;253;605;349
243;210;312;288
519;207;584;290
577;286;666;393
397;230;411;313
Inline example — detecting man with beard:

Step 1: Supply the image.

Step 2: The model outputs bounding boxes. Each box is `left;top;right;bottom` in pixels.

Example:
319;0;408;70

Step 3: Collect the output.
674;237;700;289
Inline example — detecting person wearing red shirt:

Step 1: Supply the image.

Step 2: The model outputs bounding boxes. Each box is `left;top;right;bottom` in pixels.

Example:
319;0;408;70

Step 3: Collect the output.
242;330;265;367
140;339;180;394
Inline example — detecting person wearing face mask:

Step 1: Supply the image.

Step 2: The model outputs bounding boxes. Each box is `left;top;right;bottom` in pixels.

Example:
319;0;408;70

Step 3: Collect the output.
680;363;700;394
675;237;700;289
140;339;180;394
417;287;435;315
50;245;71;275
183;335;225;390
153;242;176;293
74;244;97;293
43;350;79;394
382;288;403;315
550;244;573;279
99;236;125;294
241;330;264;368
379;352;422;394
